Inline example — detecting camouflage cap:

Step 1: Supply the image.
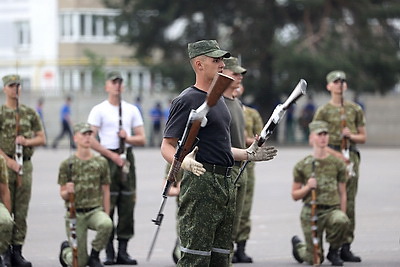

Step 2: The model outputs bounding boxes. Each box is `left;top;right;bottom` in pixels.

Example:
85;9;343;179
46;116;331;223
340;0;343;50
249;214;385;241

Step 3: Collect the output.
326;70;346;83
188;40;230;59
107;71;123;81
309;120;329;134
2;74;21;87
223;57;247;74
73;122;93;134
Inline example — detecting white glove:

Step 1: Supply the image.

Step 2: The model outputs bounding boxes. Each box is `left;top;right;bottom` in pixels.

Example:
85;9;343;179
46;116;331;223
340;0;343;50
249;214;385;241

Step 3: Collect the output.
246;139;277;162
181;146;206;176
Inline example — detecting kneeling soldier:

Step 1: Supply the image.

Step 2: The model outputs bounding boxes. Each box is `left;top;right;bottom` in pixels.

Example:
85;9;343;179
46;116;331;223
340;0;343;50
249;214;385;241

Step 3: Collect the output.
291;121;351;266
58;123;113;267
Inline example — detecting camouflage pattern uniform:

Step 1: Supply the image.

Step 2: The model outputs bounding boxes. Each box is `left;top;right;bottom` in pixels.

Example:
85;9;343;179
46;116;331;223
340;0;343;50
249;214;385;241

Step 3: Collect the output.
293;155;350;264
178;170;235;267
0;155;13;254
223;97;247;245
58;155;113;267
236;106;263;242
0;104;42;245
313;101;365;244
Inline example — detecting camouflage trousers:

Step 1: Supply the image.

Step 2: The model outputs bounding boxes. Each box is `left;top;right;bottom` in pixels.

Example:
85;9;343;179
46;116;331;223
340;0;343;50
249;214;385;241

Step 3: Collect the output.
236;162;256;242
231;164;248;243
177;169;235;267
62;207;113;267
106;148;136;241
345;151;361;244
0;202;13;254
295;205;350;264
8;160;32;245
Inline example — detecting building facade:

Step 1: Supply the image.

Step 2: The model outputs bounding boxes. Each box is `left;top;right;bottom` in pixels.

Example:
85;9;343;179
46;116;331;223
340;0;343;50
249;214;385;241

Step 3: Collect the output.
0;0;151;96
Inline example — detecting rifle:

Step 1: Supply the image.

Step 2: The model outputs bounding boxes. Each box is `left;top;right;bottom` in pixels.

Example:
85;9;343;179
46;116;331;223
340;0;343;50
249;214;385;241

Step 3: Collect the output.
339;80;355;178
146;73;234;261
234;79;307;184
310;160;320;266
117;79;130;180
15;83;23;187
67;161;79;267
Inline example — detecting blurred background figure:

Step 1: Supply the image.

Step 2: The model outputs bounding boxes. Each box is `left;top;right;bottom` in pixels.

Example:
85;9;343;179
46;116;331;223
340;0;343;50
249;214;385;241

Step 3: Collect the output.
52;96;76;149
299;96;316;144
149;102;164;147
36;97;47;148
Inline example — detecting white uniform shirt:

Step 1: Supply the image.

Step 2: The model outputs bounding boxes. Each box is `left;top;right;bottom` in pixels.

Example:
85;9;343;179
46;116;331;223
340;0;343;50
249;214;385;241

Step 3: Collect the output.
88;100;144;149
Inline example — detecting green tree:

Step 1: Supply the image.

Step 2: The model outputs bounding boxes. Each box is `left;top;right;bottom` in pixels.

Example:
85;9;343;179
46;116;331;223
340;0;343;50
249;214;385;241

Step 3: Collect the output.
103;0;400;118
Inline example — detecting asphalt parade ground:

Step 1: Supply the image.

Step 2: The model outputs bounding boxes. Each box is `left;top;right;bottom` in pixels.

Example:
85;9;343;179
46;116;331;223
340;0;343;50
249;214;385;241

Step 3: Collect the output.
23;146;399;267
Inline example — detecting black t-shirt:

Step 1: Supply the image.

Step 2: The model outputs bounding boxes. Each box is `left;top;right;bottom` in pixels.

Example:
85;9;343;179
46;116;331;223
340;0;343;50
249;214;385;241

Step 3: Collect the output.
164;86;234;167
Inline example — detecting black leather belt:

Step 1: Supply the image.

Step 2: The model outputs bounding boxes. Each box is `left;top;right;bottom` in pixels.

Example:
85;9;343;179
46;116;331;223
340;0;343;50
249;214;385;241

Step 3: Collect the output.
69;206;99;213
6;154;30;161
304;203;338;209
202;163;232;177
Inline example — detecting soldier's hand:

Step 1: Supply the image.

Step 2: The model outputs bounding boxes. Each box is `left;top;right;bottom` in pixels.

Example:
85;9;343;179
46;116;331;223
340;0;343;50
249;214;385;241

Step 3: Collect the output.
181;146;206;176
66;182;75;193
307;177;317;189
110;152;124;167
246;139;277;162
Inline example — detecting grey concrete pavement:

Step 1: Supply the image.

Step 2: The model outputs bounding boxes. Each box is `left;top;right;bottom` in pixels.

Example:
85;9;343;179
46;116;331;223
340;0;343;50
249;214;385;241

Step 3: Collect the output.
22;146;400;266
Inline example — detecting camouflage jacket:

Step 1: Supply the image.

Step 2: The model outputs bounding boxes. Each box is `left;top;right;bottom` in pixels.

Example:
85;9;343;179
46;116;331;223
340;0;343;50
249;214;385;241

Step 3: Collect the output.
58;155;110;209
0;104;43;158
293;154;346;206
313;101;365;147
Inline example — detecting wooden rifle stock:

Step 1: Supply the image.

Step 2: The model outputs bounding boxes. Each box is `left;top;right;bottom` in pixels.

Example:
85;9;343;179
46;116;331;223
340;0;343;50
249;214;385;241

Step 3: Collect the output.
147;73;233;261
310;160;320;266
15;83;23;187
68;162;79;267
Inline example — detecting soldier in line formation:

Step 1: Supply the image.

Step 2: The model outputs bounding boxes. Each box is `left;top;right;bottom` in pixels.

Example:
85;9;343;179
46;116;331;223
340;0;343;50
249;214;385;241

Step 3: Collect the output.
0;55;366;267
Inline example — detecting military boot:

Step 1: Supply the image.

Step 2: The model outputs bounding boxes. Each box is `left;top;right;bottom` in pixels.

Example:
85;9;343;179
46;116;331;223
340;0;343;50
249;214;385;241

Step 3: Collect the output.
340;243;361;262
116;239;137;265
327;247;344;266
11;245;32;267
233;241;253;263
1;246;11;267
103;240;115;265
291;236;303;263
59;241;69;267
88;249;103;267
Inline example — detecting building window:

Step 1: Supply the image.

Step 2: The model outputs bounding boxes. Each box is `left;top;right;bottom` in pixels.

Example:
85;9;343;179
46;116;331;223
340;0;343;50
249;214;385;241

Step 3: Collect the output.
60;10;121;43
15;21;30;49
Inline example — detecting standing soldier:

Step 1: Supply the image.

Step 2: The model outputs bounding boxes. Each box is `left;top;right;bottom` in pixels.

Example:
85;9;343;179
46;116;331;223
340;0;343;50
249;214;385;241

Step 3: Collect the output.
313;70;366;262
291;121;350;266
88;71;146;265
232;84;264;263
221;57;250;263
0;74;46;267
58;122;113;267
0;155;13;267
161;40;277;266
